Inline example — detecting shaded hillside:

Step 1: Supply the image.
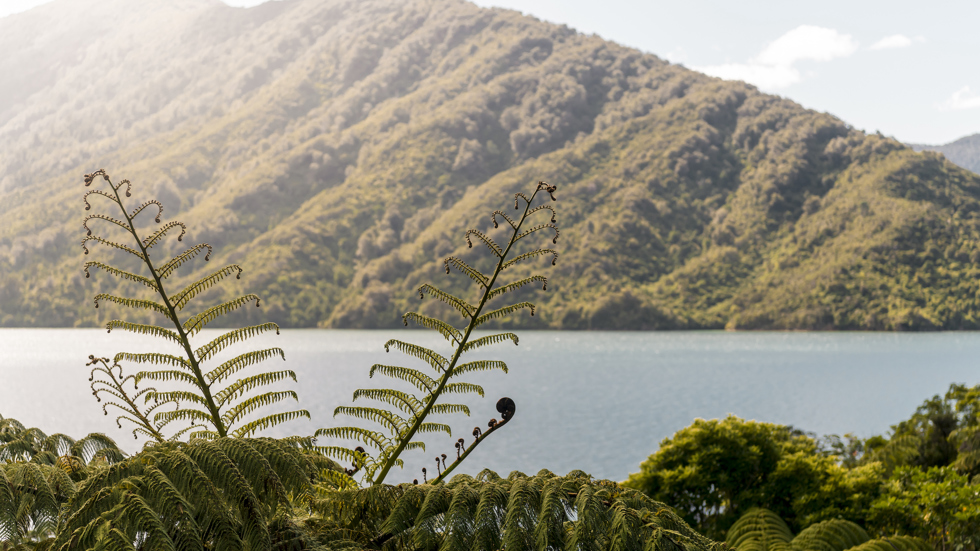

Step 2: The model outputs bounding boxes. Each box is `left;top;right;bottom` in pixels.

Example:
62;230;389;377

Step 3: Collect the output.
2;0;980;330
911;133;980;174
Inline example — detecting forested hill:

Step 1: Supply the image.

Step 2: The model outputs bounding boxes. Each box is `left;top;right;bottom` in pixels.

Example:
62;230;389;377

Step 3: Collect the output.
3;0;980;330
911;134;980;175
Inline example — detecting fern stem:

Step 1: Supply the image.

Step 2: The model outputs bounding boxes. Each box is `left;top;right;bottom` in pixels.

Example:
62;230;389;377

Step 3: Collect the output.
431;415;511;484
105;177;228;438
373;187;545;485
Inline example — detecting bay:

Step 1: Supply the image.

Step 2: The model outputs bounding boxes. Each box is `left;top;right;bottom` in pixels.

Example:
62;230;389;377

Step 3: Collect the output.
1;328;977;482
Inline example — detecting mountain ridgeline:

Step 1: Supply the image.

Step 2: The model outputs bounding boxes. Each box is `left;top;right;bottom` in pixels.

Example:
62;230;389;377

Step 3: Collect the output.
2;0;980;330
911;133;980;175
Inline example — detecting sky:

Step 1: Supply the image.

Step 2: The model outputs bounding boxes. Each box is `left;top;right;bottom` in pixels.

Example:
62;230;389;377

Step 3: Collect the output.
2;0;977;144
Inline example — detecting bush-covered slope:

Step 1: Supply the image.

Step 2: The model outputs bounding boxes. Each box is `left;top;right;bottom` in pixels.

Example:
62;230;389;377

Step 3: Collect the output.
911;133;980;175
2;0;980;330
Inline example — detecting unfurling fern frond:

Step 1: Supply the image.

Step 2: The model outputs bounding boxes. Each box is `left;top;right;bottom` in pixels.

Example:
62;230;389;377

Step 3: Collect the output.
321;182;560;486
82;170;308;442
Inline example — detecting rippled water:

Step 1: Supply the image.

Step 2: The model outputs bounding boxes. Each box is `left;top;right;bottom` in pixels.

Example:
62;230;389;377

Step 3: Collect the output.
2;329;978;481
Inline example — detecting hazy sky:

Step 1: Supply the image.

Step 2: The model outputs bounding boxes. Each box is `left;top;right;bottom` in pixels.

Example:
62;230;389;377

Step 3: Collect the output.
2;0;977;144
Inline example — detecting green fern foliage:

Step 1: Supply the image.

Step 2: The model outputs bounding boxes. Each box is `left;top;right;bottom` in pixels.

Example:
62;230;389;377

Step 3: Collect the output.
317;182;560;486
0;415;123;549
727;509;931;551
790;520;869;551
726;508;793;551
53;437;332;551
844;537;933;551
310;469;725;551
81;169;309;441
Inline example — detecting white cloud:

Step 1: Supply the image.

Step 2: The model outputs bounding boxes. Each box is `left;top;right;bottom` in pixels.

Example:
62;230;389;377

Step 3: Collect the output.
939;86;980;111
871;34;912;50
662;46;688;64
695;25;858;90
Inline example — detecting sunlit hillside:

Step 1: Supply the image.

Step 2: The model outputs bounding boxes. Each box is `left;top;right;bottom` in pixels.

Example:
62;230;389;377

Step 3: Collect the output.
2;0;980;330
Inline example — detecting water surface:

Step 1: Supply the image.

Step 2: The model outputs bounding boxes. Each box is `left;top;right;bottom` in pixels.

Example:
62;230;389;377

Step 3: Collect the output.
1;329;977;482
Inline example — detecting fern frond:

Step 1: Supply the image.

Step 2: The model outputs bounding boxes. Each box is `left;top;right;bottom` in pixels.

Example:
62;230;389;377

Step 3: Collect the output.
452;360;509;376
333;407;408;434
429;403;471;416
444;256;489;287
105;321;181;345
351;389;423;416
384;339;448;371
441;382;485;397
462;333;519;353
491;210;518;229
315;427;391;453
474;302;535;326
515;223;559;245
792;519;869;551
142;221;186;249
465;230;503;257
153;408;214;426
83;262;158;290
527;204;557;223
82;188;117;210
194;323;280;363
156;243;213;279
416;422;452;435
221;391;299;427
231;410;311;438
80;235;144;260
488;275;548;300
94;294;172;318
129;199;163;222
135;370;199;386
183;294;260;336
205;347;286;384
501;248;558;270
416;284;474;318
114;352;191;370
214;370;298;407
171;265;243;310
83;213;128;235
402;312;463;343
145;390;210;408
368;364;437;393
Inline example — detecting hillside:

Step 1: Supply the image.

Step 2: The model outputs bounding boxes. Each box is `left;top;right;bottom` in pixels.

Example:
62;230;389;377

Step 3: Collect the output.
3;0;980;330
911;133;980;174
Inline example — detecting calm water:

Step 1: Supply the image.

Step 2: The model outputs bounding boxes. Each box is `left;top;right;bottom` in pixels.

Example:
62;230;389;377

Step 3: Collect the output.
1;329;978;482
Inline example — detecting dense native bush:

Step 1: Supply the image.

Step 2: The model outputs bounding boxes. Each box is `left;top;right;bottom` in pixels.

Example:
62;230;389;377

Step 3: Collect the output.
626;383;980;549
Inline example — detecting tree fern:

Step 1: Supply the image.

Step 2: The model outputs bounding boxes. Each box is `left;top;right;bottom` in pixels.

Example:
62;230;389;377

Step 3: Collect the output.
81;169;309;441
790;520;869;551
52;437;336;551
728;508;932;551
309;469;725;551
0;415;123;549
726;508;793;551
317;182;560;486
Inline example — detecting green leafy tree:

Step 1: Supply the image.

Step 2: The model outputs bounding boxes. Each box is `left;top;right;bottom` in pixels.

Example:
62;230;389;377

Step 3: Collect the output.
867;466;980;551
623;416;881;538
